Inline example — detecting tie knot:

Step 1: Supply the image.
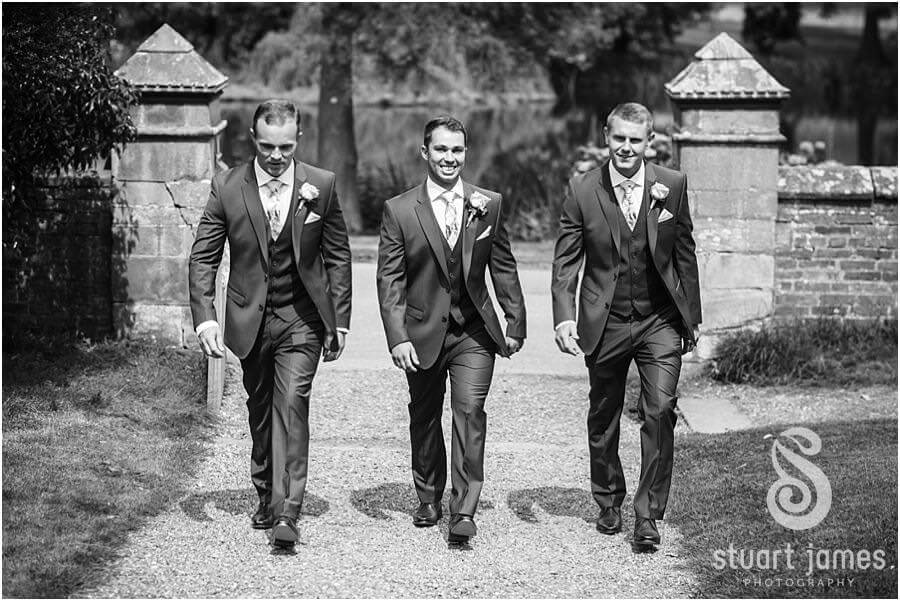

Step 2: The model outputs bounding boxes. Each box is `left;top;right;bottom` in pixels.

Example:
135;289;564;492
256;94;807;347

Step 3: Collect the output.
265;179;283;195
620;180;636;193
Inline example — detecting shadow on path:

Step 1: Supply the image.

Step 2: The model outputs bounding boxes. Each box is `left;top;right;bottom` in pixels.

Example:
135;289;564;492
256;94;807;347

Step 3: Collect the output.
179;488;330;522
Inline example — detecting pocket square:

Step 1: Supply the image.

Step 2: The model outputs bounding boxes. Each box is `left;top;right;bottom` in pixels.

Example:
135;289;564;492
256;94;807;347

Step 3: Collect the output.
658;209;674;223
476;226;492;241
304;212;322;224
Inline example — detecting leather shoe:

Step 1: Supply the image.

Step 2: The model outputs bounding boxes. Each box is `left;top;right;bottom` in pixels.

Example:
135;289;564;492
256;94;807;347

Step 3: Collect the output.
633;517;660;546
449;514;477;539
412;503;442;527
250;501;274;530
271;515;299;547
596;507;622;534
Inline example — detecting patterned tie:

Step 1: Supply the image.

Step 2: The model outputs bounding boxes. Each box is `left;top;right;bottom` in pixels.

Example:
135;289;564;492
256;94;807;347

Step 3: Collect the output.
264;179;284;240
619;180;638;231
443;192;459;247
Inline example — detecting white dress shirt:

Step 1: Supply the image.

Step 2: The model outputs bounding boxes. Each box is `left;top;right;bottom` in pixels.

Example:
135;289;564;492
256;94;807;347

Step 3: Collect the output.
554;161;645;332
426;176;465;239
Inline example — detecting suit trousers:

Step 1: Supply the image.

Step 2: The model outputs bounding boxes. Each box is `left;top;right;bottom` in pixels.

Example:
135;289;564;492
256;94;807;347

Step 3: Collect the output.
241;309;323;520
406;321;496;517
585;307;682;520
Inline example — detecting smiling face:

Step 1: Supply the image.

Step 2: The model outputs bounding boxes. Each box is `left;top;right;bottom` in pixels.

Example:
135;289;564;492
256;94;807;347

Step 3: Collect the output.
251;117;299;178
421;126;466;187
605;116;653;178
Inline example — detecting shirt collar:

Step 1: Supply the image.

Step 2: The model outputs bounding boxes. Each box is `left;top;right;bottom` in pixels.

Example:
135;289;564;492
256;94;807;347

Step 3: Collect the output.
609;160;645;190
255;158;295;189
426;176;465;203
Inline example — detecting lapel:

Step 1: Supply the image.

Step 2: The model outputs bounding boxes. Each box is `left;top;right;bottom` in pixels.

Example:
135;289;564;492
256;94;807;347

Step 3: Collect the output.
644;161;659;255
460;180;479;284
413;181;451;285
290;160;310;264
595;162;622;258
241;162;270;266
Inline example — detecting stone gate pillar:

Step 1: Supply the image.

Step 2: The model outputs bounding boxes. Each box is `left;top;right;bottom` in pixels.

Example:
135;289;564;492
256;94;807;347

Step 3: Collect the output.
112;24;228;345
665;33;790;357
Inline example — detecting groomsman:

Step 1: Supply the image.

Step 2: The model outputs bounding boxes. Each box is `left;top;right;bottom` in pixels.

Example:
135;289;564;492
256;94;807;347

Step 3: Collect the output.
377;116;526;543
551;103;701;547
189;100;352;548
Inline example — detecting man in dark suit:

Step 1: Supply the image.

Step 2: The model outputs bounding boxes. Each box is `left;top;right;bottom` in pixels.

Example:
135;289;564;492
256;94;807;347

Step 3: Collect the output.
551;102;701;548
377;116;526;543
189;99;351;548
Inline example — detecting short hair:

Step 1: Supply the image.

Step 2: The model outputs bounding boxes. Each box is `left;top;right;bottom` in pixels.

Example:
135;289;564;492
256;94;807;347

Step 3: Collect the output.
251;99;301;133
423;115;467;147
606;102;654;134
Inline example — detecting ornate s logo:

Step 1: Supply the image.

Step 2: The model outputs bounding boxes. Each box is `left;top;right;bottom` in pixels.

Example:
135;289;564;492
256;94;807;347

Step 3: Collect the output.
766;427;832;531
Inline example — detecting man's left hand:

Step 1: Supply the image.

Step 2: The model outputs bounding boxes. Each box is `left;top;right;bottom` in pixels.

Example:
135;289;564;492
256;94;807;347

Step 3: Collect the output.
323;330;346;362
682;325;701;355
505;336;524;356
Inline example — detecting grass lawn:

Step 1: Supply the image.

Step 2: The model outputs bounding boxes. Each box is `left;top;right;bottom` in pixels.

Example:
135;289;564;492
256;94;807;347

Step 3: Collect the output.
1;340;213;598
668;419;898;598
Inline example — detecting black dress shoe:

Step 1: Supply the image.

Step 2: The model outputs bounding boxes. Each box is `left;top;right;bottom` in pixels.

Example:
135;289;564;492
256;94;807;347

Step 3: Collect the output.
412;503;442;527
449;514;477;538
633;517;660;546
596;507;622;534
272;515;299;547
251;502;274;530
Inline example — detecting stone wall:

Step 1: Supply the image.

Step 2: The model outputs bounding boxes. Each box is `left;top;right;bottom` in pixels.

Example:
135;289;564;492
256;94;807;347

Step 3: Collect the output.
2;176;115;340
775;165;898;320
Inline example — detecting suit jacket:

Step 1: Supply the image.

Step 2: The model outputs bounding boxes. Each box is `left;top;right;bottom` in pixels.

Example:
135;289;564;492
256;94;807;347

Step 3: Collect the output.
377;180;526;369
189;159;352;359
551;160;701;356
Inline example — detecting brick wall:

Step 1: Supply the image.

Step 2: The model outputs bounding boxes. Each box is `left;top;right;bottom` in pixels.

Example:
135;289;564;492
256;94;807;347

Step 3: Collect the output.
2;176;115;340
775;166;898;320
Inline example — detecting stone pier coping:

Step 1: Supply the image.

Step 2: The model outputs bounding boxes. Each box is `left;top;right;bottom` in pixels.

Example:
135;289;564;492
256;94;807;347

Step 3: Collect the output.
778;165;898;202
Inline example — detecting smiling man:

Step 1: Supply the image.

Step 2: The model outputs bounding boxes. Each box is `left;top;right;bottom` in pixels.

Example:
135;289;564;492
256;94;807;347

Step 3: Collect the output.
376;115;526;544
189;99;351;549
551;102;701;549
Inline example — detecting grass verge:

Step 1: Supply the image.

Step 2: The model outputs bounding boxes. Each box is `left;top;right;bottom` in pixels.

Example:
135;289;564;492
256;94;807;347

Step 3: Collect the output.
2;339;213;598
668;419;898;598
710;318;898;386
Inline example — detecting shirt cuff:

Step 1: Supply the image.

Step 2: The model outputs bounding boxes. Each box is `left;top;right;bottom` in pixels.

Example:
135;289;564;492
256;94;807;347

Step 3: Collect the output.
196;320;219;336
337;328;350;335
554;320;577;331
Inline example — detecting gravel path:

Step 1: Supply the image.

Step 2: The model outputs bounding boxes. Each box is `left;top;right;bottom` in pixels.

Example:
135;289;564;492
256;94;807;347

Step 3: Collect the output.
76;362;701;598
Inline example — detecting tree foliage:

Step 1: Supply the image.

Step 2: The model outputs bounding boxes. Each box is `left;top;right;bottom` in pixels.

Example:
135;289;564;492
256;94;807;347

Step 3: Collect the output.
2;4;139;189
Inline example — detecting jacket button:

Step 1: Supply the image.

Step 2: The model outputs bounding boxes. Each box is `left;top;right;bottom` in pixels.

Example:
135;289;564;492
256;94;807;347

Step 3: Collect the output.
258;304;264;311
604;302;610;308
264;274;268;281
441;317;448;323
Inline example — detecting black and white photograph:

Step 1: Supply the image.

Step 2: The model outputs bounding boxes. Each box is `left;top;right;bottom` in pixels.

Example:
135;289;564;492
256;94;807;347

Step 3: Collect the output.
2;2;898;598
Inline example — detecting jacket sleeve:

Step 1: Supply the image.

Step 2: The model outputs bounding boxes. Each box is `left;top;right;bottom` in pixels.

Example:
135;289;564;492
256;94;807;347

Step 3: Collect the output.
320;175;352;330
488;194;527;339
551;177;585;326
674;174;702;325
376;201;410;350
188;176;227;328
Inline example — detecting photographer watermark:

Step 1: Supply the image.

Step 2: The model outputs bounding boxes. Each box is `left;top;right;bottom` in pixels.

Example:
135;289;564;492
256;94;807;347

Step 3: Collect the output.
710;427;890;589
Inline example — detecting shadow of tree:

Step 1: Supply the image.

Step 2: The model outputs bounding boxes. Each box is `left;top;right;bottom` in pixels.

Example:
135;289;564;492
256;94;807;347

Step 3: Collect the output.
507;486;596;523
179;487;329;522
350;482;494;520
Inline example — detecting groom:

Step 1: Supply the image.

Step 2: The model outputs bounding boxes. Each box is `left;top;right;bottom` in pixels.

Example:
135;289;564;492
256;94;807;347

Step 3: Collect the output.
377;115;526;543
551;102;701;547
189;99;352;548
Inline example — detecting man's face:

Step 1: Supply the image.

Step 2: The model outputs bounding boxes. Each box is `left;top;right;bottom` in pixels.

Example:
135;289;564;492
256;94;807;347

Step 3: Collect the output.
251;118;299;177
605;116;653;178
421;126;466;186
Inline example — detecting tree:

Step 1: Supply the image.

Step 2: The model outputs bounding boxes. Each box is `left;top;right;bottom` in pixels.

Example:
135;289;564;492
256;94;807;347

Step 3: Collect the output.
2;5;138;191
852;3;896;164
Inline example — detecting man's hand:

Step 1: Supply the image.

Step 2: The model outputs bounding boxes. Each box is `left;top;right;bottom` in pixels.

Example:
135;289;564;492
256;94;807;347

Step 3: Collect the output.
390;341;420;373
323;330;347;362
198;325;225;358
554;322;581;356
505;336;524;356
682;325;701;354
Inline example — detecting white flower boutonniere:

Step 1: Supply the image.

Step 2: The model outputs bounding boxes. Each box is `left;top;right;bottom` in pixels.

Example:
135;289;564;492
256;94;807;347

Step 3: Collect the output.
465;191;490;228
649;182;669;207
295;182;320;216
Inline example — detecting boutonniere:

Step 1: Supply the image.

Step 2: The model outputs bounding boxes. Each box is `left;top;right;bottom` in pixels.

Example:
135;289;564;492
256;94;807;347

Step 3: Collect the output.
465;191;490;228
649;182;669;208
295;182;320;216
